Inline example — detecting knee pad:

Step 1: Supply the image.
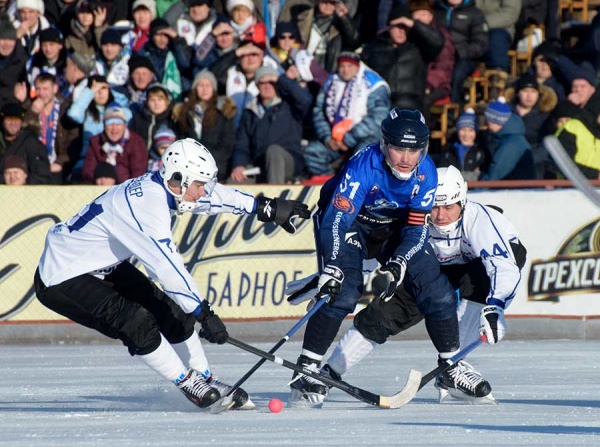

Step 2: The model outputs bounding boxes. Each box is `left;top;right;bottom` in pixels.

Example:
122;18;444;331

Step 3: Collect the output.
354;306;391;345
121;307;162;356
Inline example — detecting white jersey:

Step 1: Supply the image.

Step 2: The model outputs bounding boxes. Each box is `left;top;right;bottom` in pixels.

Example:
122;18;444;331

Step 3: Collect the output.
38;172;256;314
429;200;523;308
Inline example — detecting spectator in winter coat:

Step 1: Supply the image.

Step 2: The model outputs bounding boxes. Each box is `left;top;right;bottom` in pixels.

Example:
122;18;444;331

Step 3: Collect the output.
294;0;361;73
0;101;51;184
13;0;49;57
125;55;157;113
226;0;266;46
231;64;312;183
0;19;28;105
528;41;566;102
82;103;148;184
177;0;227;50
172;69;237;182
434;0;488;103
435;108;489;181
64;0;108;57
146;124;176;173
505;72;558;179
303;51;391;176
26;26;68;97
95;28;131;90
361;5;427;112
24;72;79;184
67;75;132;180
216;39;279;127
128;82;175;152
139;18;192;102
480;97;535;180
122;0;156;55
191;16;238;75
2;154;28;185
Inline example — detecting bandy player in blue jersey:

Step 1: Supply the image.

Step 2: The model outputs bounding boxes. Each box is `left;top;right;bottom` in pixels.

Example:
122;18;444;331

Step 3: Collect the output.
288;108;462;406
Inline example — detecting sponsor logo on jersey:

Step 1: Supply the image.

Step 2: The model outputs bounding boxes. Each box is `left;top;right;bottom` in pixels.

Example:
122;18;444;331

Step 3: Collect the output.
364;198;399;212
332;193;355;214
344;232;362;249
528;218;600;301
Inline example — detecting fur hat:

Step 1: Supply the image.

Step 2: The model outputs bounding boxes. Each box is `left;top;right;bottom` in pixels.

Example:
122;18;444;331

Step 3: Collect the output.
104;102;127;125
132;0;156;19
17;0;44;13
484;97;512;126
226;0;254;13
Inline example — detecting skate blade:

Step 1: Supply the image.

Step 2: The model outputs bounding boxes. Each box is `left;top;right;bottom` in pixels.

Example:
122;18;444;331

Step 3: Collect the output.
287;388;324;409
445;388;498;405
438;387;450;403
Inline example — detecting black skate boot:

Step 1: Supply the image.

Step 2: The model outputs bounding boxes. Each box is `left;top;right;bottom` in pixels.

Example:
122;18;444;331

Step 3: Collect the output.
207;375;255;411
320;363;342;387
288;355;328;407
434;359;495;404
175;368;220;408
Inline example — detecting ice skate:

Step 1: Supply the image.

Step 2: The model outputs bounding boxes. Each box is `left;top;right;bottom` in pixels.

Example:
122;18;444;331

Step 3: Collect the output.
434;359;497;405
207;375;255;412
175;368;220;408
287;355;328;408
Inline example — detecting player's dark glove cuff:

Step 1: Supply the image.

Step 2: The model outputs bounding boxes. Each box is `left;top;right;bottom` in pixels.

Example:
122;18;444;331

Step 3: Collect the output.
255;196;310;234
196;301;228;344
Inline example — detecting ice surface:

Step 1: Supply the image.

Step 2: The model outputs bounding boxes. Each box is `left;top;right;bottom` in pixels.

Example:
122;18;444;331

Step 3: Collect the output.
1;340;599;446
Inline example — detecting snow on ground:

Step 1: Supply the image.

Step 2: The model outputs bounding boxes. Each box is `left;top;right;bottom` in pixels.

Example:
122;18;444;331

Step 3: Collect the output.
1;340;599;447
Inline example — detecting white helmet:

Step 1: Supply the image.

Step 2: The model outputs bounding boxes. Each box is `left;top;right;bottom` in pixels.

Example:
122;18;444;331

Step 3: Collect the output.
160;138;218;213
432;166;467;234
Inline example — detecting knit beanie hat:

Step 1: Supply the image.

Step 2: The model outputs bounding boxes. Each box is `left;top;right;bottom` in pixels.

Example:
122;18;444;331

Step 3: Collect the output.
101;28;123;46
128;54;155;74
408;0;434;13
574;61;598;88
3;154;27;172
94;162;117;180
337;51;360;67
150;18;170;37
484;97;512;126
0;20;17;40
226;0;254;13
153;125;176;148
193;69;218;92
456;108;477;131
104;102;127;125
132;0;156;19
189;0;213;6
515;72;539;92
39;26;63;43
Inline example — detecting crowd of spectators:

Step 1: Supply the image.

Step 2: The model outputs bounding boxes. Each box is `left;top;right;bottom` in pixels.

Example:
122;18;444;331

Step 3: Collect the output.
1;0;599;186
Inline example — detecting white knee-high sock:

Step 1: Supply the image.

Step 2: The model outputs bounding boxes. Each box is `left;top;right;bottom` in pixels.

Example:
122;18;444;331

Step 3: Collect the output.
171;333;211;378
326;326;378;376
137;334;188;383
457;299;486;352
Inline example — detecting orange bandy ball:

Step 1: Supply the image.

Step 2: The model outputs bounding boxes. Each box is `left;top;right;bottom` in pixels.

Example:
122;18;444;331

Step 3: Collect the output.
268;398;283;413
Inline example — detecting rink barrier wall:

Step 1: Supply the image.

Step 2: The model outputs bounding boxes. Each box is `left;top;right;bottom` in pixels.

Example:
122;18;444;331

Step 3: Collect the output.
1;181;600;341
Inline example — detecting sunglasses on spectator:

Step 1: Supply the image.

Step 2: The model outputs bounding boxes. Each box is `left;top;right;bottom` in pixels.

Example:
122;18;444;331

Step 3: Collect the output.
279;34;295;40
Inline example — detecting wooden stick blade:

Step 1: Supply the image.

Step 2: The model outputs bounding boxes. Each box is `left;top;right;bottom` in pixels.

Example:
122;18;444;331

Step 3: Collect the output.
380;369;422;409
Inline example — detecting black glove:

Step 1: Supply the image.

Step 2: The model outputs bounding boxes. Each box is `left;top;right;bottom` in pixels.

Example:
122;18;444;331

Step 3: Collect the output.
255;196;311;234
317;265;344;302
196;300;228;344
378;256;407;302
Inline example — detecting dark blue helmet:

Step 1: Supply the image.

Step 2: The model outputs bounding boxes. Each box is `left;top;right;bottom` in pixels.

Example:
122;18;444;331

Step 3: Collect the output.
380;108;429;149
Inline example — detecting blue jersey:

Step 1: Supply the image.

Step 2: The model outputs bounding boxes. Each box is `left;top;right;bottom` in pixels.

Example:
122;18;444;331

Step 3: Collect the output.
317;142;438;269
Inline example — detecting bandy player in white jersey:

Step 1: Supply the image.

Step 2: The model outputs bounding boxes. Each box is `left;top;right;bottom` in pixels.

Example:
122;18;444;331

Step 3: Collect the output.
34;138;310;410
287;165;527;403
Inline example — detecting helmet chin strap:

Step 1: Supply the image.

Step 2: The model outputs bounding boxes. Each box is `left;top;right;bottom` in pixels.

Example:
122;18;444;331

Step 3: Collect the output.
432;212;464;235
385;159;415;180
